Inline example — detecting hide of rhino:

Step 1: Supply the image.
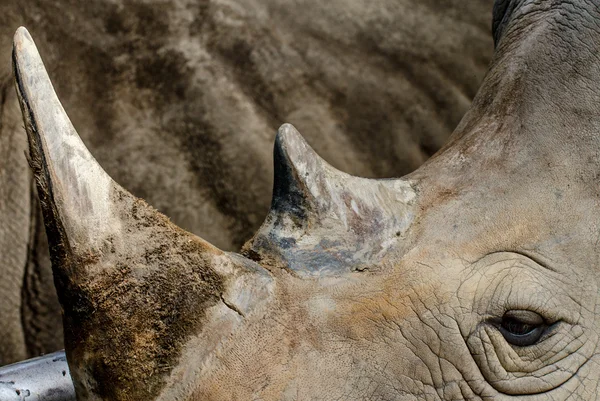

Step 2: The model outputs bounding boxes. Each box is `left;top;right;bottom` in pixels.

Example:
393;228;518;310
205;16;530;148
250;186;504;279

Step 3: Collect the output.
0;0;493;365
8;0;600;399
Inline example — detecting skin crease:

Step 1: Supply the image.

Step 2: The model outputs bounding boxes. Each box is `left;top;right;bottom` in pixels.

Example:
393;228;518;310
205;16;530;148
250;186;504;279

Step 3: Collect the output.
0;0;493;365
11;0;600;400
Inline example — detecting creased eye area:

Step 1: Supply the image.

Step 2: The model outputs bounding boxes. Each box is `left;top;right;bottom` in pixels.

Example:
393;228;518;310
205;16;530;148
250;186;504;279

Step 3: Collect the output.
497;310;546;346
461;253;594;395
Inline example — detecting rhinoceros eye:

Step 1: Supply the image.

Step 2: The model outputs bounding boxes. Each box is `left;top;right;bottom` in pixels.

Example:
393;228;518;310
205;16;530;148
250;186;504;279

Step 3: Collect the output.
498;310;546;346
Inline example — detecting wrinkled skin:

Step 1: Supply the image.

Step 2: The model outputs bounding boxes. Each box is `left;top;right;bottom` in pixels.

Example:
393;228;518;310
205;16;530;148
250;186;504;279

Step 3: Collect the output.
0;1;493;364
12;0;600;399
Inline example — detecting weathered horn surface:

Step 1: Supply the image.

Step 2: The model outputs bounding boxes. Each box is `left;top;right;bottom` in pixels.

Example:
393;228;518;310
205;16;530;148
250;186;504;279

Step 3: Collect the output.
243;123;417;276
13;27;273;401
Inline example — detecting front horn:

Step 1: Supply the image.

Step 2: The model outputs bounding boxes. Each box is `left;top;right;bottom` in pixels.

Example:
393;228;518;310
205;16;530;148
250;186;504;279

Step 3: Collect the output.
13;27;273;400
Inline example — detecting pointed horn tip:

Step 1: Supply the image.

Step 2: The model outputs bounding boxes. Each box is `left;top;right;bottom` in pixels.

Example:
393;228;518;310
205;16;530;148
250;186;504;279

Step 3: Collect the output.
277;123;301;138
12;27;35;66
12;26;42;103
12;26;38;149
275;123;306;153
14;26;33;45
275;123;341;175
274;123;319;165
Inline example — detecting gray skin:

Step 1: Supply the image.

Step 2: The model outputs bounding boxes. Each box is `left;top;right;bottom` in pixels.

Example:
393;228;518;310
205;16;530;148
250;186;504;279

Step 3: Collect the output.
0;1;493;364
12;0;600;398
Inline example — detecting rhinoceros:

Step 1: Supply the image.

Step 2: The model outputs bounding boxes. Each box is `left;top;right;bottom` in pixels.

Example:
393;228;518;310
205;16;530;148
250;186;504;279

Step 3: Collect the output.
0;0;493;365
9;0;600;398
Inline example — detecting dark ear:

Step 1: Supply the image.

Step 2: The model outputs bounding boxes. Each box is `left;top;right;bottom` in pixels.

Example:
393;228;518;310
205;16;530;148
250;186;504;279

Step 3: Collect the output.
13;26;273;400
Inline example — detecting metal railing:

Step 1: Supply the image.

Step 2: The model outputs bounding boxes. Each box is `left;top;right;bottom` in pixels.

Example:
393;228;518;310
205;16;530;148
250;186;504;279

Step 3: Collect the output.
0;351;75;400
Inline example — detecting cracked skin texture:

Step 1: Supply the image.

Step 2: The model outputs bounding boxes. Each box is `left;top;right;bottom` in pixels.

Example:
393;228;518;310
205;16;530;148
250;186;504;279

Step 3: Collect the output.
0;0;492;364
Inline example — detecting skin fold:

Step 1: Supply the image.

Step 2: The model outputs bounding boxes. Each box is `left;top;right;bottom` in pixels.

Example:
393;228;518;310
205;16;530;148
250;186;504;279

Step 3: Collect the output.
0;0;493;364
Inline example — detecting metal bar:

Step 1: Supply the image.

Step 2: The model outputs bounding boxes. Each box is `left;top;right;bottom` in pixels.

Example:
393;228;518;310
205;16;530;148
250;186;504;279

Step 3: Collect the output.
0;350;75;400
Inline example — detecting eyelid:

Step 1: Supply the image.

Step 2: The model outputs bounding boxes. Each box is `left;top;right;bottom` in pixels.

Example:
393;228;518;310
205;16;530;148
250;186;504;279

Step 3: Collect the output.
503;310;545;325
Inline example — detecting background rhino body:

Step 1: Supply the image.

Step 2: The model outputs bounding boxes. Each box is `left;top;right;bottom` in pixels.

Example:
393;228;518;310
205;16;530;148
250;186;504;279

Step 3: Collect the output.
0;0;493;364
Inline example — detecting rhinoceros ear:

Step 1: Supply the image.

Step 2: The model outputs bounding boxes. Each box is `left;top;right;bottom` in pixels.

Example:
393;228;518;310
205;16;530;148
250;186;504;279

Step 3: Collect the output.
13;27;273;400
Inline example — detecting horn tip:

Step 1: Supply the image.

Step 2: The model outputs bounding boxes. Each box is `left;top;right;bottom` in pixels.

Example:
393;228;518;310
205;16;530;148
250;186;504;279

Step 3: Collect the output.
270;123;330;218
14;26;32;43
277;122;300;137
275;123;306;154
13;27;34;61
12;26;41;100
274;123;314;168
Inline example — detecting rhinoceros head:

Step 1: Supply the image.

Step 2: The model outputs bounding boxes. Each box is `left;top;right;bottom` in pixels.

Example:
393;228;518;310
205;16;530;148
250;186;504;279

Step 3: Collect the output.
12;0;600;398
